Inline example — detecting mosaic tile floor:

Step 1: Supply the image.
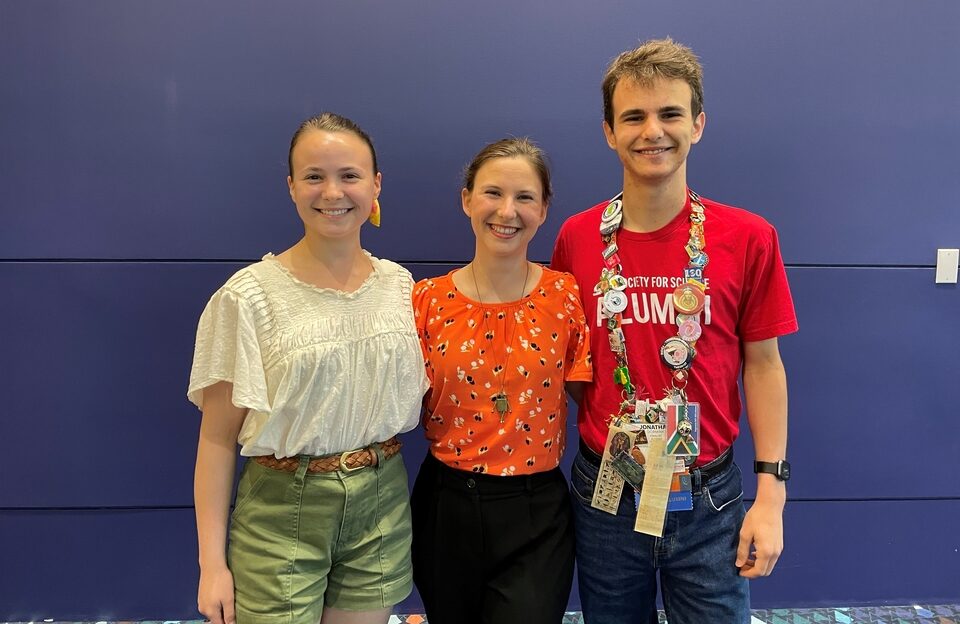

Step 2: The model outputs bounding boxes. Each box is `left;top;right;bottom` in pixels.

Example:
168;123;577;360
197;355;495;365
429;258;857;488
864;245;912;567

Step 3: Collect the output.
388;605;960;624
5;606;959;624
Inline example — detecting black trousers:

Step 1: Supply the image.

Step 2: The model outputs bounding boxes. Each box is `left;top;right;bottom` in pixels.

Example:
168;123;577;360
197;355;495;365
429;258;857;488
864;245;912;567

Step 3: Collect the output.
411;452;575;624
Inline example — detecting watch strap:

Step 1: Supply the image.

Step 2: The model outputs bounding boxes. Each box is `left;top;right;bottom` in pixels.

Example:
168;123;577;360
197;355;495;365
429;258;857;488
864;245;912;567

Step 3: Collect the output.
754;459;791;481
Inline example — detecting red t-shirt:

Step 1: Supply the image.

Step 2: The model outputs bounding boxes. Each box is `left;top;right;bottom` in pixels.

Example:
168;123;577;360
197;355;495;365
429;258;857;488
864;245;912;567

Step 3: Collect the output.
551;193;798;464
414;266;593;475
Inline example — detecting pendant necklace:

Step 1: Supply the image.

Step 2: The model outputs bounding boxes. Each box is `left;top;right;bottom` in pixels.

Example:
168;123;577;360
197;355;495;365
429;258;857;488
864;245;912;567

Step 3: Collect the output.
471;261;530;423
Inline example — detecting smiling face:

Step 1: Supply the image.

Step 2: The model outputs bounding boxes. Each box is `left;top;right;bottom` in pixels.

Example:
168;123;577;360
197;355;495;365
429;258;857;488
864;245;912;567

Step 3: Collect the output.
286;130;381;241
603;77;705;188
462;156;547;260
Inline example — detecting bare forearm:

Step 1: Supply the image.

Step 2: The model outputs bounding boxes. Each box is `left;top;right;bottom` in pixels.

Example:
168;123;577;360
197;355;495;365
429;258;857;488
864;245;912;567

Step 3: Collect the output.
742;340;788;505
195;435;238;570
194;381;247;571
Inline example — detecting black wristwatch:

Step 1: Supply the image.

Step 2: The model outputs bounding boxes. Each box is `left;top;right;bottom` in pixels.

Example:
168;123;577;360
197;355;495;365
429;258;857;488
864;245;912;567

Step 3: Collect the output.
754;460;791;481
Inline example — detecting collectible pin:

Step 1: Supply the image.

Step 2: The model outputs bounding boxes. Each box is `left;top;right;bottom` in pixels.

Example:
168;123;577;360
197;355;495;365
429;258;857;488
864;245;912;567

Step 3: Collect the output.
609;274;628;291
602;242;619;260
602;199;623;222
603;290;628;314
684;267;704;283
600;216;621;237
608;328;625;352
611;449;646;491
689;251;709;268
664;402;701;456
677;318;702;342
672;284;705;315
660;337;695;370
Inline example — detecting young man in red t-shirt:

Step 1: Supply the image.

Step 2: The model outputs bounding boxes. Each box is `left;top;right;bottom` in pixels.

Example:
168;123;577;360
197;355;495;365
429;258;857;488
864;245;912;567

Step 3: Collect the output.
552;38;798;623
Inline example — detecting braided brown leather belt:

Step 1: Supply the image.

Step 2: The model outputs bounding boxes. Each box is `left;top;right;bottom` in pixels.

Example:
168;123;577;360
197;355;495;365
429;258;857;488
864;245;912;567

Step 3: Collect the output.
253;437;402;473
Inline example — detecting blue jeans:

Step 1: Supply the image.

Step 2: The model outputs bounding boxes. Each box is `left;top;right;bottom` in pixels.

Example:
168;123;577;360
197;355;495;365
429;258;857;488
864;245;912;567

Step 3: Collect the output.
570;447;750;624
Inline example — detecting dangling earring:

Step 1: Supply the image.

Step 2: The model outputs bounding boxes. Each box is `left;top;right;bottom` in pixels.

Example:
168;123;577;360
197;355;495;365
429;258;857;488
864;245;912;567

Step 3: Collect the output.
369;198;381;227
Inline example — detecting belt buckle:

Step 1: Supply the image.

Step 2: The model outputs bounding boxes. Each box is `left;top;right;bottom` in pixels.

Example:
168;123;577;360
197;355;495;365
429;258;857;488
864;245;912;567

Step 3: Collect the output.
339;449;365;473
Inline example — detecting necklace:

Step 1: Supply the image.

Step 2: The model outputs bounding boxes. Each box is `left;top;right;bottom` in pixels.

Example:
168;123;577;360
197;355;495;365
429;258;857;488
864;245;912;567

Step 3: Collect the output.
470;261;530;423
596;189;707;431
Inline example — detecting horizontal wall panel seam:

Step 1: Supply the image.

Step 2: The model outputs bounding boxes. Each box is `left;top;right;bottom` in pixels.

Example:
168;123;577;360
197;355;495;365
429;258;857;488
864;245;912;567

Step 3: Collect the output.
0;259;942;269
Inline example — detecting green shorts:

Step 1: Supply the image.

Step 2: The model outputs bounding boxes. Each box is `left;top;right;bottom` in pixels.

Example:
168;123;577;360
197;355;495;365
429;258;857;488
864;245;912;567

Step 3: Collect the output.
228;452;413;624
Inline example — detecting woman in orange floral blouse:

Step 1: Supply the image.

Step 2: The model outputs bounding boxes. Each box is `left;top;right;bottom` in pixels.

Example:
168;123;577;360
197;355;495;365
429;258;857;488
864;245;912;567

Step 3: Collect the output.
411;138;592;624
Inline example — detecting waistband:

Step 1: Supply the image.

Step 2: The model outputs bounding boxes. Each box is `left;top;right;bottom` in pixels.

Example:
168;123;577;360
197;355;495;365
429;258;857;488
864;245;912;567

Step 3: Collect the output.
578;437;733;485
253;437;401;474
423;451;562;494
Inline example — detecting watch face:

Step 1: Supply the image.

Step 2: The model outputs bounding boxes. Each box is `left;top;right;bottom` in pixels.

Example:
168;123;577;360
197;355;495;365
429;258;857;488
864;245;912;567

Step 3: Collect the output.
779;461;791;480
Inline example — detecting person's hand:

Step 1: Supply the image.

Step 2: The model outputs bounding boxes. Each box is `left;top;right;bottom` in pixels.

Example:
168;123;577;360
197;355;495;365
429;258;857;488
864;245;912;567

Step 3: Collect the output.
736;497;784;578
198;565;236;624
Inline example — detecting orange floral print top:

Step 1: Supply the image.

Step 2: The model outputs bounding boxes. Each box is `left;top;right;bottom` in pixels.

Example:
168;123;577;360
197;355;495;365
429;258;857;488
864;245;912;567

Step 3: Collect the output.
413;266;592;475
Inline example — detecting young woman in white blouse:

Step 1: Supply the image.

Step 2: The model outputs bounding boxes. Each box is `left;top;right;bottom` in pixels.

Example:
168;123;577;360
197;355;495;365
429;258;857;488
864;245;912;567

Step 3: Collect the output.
188;113;429;624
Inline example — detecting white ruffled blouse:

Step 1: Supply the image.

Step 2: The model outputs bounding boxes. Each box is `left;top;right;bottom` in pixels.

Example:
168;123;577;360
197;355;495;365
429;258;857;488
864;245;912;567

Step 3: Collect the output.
188;253;429;457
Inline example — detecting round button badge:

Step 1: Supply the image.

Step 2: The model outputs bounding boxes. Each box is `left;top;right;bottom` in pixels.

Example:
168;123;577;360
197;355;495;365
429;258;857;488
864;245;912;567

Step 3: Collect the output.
678;318;702;342
673;284;705;315
602;199;623;222
689;251;710;269
603;290;628;315
600;215;622;237
660;337;695;370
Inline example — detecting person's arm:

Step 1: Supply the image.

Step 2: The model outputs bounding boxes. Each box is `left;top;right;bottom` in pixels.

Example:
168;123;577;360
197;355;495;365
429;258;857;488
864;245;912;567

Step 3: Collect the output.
736;337;788;578
195;381;248;624
565;381;586;405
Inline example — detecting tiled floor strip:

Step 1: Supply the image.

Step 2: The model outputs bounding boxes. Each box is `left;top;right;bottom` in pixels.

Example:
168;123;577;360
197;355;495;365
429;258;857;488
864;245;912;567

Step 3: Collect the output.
5;606;959;624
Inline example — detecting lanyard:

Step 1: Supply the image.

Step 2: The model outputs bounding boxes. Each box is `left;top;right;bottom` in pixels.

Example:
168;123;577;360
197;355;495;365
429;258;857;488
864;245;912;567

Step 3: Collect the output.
595;189;708;426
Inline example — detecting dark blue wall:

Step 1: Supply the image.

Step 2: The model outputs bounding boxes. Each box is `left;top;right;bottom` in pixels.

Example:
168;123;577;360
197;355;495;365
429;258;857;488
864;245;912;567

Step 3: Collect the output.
2;0;958;619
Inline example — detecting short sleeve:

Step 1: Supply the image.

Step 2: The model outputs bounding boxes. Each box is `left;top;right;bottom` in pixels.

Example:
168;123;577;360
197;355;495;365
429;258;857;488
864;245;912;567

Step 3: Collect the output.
737;223;798;342
412;278;435;385
561;276;593;382
187;287;271;413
